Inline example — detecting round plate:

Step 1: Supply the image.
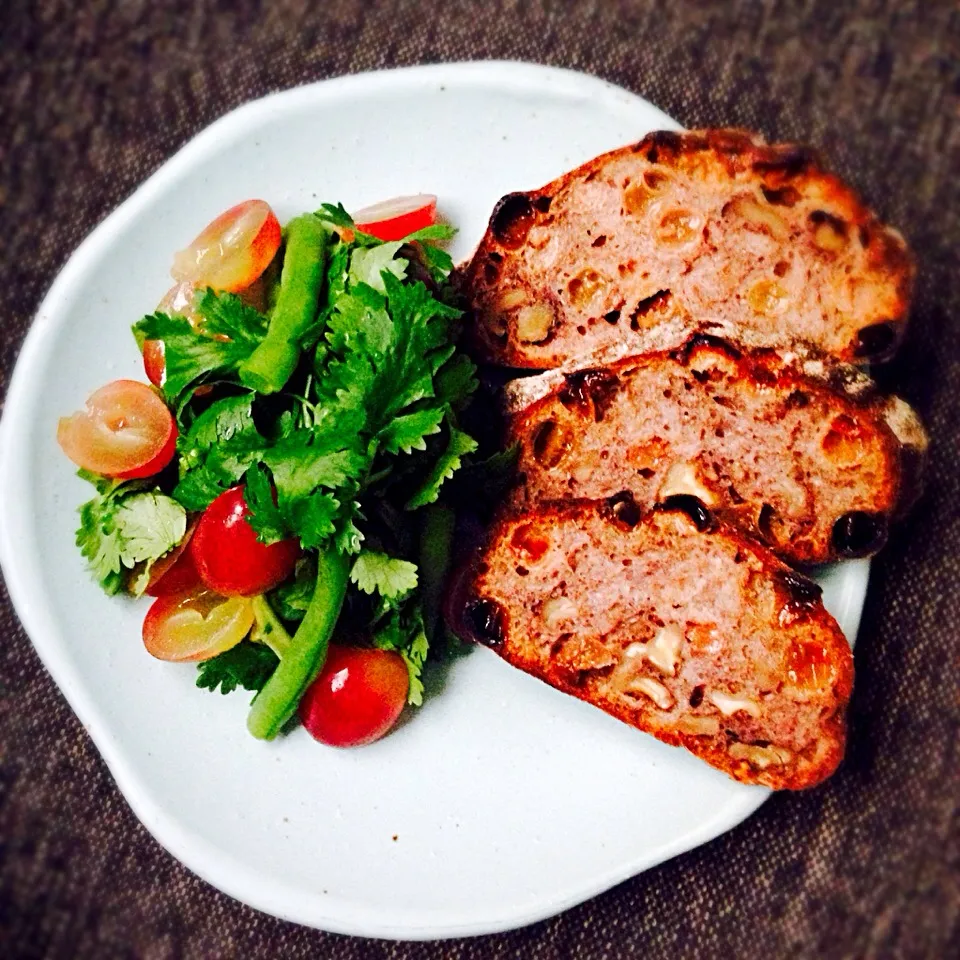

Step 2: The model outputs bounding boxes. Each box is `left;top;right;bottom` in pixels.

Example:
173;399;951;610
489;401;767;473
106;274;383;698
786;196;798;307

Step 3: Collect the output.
0;62;868;940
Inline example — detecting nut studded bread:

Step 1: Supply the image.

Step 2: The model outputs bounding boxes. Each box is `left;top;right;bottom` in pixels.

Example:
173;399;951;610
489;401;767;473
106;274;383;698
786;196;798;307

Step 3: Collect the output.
460;129;914;369
448;498;853;790
504;336;928;565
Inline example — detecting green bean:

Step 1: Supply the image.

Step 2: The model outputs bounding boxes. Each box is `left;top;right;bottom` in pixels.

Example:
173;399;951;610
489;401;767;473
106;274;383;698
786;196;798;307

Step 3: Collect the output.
239;213;329;394
246;546;349;740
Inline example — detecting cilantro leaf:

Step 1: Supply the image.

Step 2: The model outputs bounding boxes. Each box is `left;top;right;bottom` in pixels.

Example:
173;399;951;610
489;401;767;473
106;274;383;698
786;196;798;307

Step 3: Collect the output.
181;393;261;451
173;448;261;511
317;274;461;442
115;493;187;565
382;273;460;380
348;242;408;293
194;289;268;345
285;490;340;550
76;468;120;496
196;640;279;697
263;430;367;503
406;424;478;509
377;405;446;455
244;463;289;544
316;202;356;230
269;557;316;622
402;624;430;707
316;203;380;247
231;425;362;550
350;551;418;599
174;395;268;511
132;291;267;400
325;281;394;360
322;241;352;320
76;485;186;595
434;354;478;410
373;604;429;706
400;224;457;244
133;312;234;400
417;243;455;283
401;225;457;283
334;497;365;555
76;495;124;594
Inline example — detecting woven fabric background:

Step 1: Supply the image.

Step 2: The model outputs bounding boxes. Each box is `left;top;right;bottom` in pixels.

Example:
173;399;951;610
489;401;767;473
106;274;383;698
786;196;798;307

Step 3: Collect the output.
1;1;958;957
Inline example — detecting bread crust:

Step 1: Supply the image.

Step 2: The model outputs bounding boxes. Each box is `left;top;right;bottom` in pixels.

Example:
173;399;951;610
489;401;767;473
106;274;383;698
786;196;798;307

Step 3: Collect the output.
460;128;914;368
503;336;926;564
448;498;854;790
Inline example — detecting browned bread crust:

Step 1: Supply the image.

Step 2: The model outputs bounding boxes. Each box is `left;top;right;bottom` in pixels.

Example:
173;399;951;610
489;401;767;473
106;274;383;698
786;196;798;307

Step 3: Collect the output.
460;129;914;368
448;498;854;790
504;336;928;565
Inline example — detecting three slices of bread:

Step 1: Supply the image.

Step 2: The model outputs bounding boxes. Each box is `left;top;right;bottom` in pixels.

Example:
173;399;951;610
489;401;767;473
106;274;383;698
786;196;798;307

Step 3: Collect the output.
449;128;926;790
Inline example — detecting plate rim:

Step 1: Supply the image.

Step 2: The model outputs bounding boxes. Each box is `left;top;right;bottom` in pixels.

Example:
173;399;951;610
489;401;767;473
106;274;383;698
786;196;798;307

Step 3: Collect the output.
0;60;867;940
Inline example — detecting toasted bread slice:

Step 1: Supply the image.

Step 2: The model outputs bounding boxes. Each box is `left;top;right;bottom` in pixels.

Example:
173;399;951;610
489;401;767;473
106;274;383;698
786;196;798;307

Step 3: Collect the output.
460;129;913;368
448;498;853;790
503;336;928;565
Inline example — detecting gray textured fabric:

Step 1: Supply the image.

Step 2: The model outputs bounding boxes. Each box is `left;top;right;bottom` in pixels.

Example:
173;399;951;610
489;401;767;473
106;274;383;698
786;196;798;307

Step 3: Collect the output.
1;1;958;957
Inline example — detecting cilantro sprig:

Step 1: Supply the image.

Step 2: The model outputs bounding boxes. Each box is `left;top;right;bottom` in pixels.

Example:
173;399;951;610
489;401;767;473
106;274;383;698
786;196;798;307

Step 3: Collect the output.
75;471;187;595
133;290;268;400
197;641;280;697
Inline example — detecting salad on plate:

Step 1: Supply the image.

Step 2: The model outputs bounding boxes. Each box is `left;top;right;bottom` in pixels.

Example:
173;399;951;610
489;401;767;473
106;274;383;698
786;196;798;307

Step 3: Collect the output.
56;194;485;747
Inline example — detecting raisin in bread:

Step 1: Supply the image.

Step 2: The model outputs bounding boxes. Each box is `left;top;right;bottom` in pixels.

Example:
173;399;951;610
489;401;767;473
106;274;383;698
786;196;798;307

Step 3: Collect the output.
503;336;928;565
460;129;914;369
448;498;853;790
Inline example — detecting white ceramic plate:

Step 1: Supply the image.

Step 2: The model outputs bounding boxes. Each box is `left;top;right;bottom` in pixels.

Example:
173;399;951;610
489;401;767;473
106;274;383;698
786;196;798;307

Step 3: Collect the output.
0;62;868;940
